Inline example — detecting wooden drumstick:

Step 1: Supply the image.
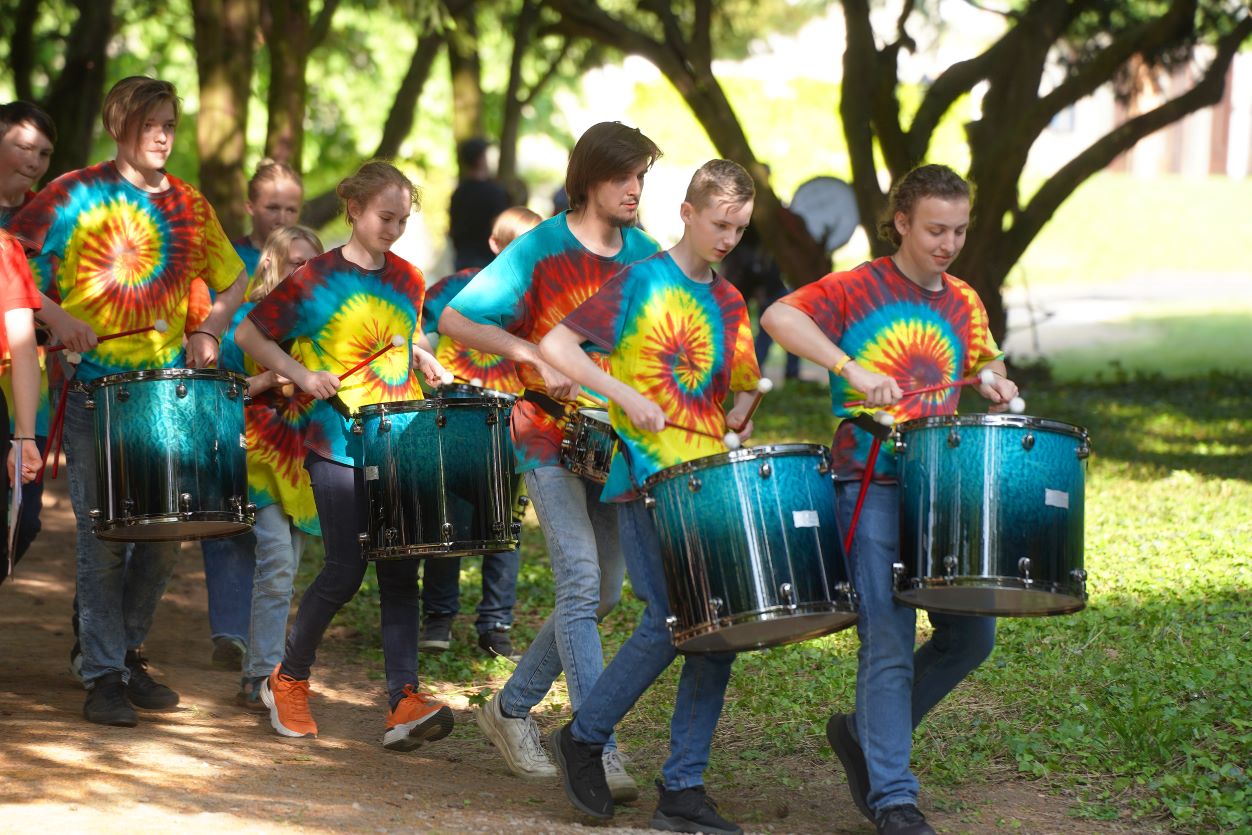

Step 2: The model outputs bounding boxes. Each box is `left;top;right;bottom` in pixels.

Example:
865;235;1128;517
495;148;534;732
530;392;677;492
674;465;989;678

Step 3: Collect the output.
843;370;993;409
47;318;169;353
280;334;405;397
724;377;774;449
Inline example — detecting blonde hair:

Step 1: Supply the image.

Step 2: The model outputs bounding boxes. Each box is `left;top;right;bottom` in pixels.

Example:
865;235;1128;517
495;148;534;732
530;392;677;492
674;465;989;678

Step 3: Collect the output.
684;159;755;210
336;160;419;226
102;76;180;144
248;225;324;302
490;206;542;250
248;158;303;201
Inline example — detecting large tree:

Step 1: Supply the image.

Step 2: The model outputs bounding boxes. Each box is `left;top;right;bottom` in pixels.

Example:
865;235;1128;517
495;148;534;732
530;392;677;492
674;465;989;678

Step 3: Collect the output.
840;0;1252;341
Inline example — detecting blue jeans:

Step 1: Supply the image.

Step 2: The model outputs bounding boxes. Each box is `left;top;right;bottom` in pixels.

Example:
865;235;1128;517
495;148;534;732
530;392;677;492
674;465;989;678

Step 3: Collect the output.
202;531;255;643
835;480;996;812
421;547;520;633
571;500;736;790
282;453;418;706
498;466;624;726
245;503;306;679
63;389;179;686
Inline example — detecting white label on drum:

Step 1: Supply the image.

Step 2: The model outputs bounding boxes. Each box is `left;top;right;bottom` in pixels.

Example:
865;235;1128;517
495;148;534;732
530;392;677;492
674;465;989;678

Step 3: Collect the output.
793;510;820;528
365;466;379;482
1045;489;1069;509
239;433;247;449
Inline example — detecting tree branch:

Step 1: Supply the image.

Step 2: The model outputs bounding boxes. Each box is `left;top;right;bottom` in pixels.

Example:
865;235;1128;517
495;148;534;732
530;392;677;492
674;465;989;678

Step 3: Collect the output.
519;38;573;107
310;0;342;50
11;0;40;101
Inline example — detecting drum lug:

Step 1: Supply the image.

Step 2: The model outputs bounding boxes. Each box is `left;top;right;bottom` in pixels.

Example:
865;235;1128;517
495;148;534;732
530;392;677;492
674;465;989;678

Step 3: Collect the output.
226;384;240;400
817;457;829;475
1076;440;1091;460
891;427;905;455
779;582;797;611
85;396;95;410
379;417;392;433
89;508;101;520
1071;568;1087;594
665;615;678;637
511;521;522;537
1018;556;1034;586
123;498;136;514
493;520;506;535
943;554;958;581
687;475;702;493
246;502;257;515
117;387;130;402
436;414;447;429
441;522;454;541
759;462;772;479
946;428;960;448
644;495;656;509
709;596;724;616
1021;432;1035;451
351;419;363;435
180;493;192;512
176;382;188;398
486;410;498;426
517;495;530;508
891;562;906;591
230;496;242;513
358;532;370;548
385;527;399;544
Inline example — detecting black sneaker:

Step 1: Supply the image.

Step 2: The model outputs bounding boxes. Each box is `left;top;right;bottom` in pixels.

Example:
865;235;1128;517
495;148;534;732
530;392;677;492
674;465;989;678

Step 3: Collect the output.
549;723;613;819
827;712;873;822
69;640;83;683
875;804;936;835
650;780;742;834
84;672;137;727
125;650;180;711
418;613;453;653
477;627;517;661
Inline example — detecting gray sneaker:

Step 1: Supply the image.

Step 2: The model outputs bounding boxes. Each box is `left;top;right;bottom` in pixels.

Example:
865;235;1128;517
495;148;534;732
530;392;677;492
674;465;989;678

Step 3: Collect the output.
602;748;639;802
475;693;557;778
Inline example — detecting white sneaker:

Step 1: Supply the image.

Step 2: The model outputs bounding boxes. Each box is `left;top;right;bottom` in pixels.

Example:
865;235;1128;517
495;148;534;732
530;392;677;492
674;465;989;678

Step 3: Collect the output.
476;693;557;778
603;747;639;802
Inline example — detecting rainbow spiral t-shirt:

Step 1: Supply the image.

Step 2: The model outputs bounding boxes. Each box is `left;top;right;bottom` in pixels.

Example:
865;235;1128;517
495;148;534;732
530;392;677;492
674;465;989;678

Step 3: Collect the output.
423;267;522;394
780;256;1002;482
247;247;425;467
562;252;761;502
7;161;243;382
448;213;659;472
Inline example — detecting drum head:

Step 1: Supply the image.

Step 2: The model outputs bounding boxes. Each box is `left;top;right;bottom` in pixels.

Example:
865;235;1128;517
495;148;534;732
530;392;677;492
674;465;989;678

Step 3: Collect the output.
676;609;857;654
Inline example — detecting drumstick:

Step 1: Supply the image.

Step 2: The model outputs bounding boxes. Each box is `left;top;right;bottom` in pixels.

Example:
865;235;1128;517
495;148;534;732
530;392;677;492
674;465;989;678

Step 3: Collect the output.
280;335;405;397
48;319;169;353
729;377;773;433
842;412;896;554
843;369;994;409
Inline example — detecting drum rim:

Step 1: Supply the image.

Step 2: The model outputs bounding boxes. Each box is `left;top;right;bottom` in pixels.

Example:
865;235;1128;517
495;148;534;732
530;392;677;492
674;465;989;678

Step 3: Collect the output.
573;407;611;422
897;412;1088;439
642;442;832;488
435;383;518;403
89;367;248;390
357;395;513;416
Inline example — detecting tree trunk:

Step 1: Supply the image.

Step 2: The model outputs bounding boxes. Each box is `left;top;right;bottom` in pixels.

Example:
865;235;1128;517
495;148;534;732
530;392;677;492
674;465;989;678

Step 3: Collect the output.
497;0;540;196
262;0;310;171
191;0;259;239
448;5;483;142
41;0;116;179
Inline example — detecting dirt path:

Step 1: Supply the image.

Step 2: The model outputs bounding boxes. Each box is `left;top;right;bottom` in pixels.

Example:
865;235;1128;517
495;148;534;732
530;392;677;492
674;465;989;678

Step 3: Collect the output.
1;479;1132;834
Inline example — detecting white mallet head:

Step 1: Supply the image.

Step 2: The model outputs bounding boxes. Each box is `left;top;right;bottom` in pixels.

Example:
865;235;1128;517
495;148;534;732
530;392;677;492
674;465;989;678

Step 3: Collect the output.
979;368;996;387
66;351;82;365
153;318;169;334
470;377;484;388
1008;396;1026;414
756;377;774;394
723;431;742;450
390;334;405;348
440;371;454;385
873;410;896;427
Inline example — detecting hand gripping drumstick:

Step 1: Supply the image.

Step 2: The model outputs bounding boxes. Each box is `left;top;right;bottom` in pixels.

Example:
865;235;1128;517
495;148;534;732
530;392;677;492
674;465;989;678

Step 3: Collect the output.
722;378;773;450
842;369;996;410
280;334;406;397
47;319;169;353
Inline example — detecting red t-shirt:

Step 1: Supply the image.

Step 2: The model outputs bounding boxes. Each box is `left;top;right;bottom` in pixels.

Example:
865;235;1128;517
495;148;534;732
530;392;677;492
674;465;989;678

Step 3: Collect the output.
0;231;42;358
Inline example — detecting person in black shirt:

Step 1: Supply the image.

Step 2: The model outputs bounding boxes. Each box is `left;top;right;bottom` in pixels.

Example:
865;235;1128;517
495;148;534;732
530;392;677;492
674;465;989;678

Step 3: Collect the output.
449;137;510;271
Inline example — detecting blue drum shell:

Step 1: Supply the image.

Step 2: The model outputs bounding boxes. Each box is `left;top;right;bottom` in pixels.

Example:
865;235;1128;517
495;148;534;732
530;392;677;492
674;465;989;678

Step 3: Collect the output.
644;443;857;654
89;368;252;541
358;395;516;559
895;414;1089;616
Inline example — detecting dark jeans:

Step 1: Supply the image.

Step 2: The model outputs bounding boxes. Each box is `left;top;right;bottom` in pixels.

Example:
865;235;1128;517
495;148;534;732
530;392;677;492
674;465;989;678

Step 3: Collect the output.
421;548;520;633
0;389;45;583
280;453;419;705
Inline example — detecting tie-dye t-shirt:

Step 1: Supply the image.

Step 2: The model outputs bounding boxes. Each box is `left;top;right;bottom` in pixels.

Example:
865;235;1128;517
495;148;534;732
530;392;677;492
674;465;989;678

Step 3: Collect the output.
247;247;425;467
780;256;1002;482
423;268;522;395
562;252;761;502
0;192;36;231
0;228;49;435
185;237;261;333
233;236;262;277
449;213;659;472
219;301;319;535
6;161;244;382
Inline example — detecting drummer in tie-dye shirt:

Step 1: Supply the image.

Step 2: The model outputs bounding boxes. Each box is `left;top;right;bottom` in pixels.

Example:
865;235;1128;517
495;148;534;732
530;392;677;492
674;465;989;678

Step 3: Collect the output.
440;123;661;796
537;160;758;829
6;76;247;728
762;164;1018;834
236;160;455;752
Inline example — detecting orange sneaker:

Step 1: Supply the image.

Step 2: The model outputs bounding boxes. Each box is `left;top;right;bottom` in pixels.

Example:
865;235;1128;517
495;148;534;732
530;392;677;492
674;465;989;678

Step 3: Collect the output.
383;685;454;751
260;664;317;738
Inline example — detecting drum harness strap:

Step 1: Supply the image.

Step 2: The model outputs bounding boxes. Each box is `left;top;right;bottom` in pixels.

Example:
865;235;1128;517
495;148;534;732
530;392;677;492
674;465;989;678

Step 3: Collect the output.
522;388;570;423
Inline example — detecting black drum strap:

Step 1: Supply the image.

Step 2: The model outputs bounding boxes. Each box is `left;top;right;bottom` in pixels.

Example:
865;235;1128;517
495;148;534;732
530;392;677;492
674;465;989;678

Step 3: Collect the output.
849;412;894;442
522;388;567;422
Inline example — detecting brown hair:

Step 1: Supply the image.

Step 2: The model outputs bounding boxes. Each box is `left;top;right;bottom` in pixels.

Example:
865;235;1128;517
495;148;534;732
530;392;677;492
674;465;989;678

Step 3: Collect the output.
248;225;324;302
878;164;972;247
102;76;180;144
490;206;542;250
0;101;57;145
684;159;755;210
336;160;419;226
564;122;661;212
248;158;303;202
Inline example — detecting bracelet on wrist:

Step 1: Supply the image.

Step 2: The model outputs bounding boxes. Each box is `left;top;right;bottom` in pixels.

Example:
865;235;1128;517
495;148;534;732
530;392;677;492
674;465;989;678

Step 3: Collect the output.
832;355;854;377
11;436;35;441
190;330;220;345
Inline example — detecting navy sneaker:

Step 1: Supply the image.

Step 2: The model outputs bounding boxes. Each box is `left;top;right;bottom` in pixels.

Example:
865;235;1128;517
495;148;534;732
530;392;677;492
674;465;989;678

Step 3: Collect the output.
125;650;179;711
827;712;873;822
650;780;742;834
549;723;613;819
84;672;137;727
876;804;936;835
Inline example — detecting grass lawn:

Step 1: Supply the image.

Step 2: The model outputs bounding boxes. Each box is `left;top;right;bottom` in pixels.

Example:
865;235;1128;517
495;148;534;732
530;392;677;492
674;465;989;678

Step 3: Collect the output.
315;368;1251;832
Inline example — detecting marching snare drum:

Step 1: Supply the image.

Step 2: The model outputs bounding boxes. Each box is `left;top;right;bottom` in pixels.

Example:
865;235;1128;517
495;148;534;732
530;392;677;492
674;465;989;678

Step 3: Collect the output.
644;444;857;654
893;413;1089;616
559;408;617;483
88;368;253;541
357;392;517;559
